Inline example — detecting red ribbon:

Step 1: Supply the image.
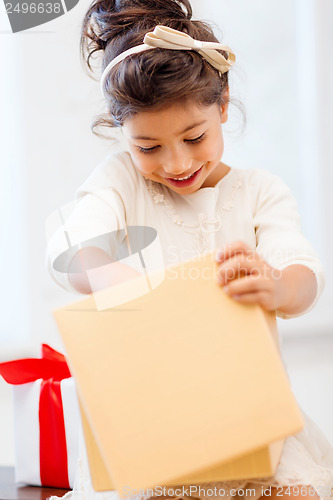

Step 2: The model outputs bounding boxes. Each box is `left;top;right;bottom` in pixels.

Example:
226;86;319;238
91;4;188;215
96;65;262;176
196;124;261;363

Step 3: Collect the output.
0;344;72;488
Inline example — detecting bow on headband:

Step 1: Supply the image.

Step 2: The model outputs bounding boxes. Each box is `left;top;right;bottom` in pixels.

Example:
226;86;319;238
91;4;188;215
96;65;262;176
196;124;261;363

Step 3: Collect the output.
100;25;236;97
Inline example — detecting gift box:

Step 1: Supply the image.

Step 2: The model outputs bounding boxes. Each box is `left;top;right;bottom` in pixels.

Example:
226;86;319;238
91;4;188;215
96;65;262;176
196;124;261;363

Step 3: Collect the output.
53;251;304;495
0;344;80;488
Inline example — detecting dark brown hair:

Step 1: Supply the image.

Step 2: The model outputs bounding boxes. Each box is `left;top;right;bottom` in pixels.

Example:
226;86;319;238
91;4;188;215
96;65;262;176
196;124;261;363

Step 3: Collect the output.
81;0;231;133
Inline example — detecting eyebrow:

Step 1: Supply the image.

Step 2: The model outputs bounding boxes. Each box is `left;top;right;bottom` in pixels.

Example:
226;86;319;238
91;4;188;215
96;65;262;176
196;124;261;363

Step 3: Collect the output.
132;120;207;141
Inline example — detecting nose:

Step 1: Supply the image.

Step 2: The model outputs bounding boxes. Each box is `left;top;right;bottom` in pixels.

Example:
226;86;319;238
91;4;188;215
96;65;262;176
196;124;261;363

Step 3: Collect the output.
162;147;192;176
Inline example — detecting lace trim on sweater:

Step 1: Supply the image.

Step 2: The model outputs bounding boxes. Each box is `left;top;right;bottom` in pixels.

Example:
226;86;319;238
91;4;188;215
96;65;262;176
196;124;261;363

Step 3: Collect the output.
146;175;243;254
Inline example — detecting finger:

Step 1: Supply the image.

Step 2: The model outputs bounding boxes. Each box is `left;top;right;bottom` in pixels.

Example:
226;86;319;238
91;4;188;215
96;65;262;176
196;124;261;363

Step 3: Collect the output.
229;291;268;306
224;275;269;296
215;240;255;263
216;255;260;285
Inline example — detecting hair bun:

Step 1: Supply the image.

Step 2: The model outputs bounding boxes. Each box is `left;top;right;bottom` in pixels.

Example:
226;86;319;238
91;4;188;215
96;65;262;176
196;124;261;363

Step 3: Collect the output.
81;0;193;70
114;0;192;20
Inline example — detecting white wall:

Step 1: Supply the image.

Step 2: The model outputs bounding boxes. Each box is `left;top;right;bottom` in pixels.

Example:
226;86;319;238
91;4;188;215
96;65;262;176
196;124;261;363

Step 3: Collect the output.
0;0;115;356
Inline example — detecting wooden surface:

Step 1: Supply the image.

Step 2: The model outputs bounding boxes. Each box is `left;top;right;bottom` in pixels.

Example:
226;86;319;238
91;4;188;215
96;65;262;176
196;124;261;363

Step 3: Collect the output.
0;467;71;500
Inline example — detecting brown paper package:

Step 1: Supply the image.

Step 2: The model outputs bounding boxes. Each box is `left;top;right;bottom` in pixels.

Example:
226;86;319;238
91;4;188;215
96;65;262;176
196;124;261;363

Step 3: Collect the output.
53;251;304;496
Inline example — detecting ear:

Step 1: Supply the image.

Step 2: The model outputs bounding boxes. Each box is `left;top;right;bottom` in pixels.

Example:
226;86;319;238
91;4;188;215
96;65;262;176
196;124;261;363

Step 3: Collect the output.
220;89;229;124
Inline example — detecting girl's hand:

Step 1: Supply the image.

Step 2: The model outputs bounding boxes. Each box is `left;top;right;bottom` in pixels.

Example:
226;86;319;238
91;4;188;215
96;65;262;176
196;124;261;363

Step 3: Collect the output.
215;241;286;312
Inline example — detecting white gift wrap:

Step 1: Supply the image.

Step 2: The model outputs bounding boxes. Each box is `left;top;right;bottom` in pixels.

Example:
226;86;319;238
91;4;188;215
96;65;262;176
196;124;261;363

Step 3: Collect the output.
13;377;80;488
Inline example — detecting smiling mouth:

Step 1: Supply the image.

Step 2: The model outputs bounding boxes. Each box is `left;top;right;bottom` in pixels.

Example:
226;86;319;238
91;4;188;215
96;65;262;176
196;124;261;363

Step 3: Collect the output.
168;171;197;181
165;166;203;187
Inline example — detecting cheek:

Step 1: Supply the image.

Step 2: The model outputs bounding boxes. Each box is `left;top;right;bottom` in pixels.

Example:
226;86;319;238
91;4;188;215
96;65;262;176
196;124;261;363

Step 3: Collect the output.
130;151;158;176
200;136;224;161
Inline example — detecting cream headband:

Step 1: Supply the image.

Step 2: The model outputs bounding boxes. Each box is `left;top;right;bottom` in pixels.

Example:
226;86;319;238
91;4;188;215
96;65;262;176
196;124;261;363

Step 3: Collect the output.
100;25;236;98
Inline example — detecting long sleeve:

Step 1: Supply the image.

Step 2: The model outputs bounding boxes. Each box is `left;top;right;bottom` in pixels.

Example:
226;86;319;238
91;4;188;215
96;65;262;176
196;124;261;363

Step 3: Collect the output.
250;168;325;319
46;151;138;294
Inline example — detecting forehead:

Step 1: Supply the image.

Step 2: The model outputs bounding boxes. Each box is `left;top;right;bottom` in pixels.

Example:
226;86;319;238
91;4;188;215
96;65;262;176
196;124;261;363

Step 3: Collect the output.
123;101;220;139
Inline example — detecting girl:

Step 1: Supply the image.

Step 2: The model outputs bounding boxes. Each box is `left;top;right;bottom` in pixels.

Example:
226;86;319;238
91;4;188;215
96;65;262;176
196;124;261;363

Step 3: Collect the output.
47;0;333;499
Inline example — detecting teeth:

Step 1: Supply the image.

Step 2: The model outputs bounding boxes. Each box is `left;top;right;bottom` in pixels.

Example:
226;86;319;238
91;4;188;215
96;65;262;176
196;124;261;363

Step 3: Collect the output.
174;172;194;181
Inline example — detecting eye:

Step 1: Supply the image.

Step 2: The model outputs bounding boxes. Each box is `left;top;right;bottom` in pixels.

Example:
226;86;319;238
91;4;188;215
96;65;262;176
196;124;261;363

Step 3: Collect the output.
185;133;206;145
137;146;159;154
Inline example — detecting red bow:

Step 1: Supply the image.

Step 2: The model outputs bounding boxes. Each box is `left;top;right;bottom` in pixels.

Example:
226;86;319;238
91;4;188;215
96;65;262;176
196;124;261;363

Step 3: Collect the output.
0;344;72;488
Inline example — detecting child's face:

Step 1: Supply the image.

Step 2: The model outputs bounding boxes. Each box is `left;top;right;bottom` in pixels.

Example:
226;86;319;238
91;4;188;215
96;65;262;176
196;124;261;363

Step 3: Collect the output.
122;99;228;194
